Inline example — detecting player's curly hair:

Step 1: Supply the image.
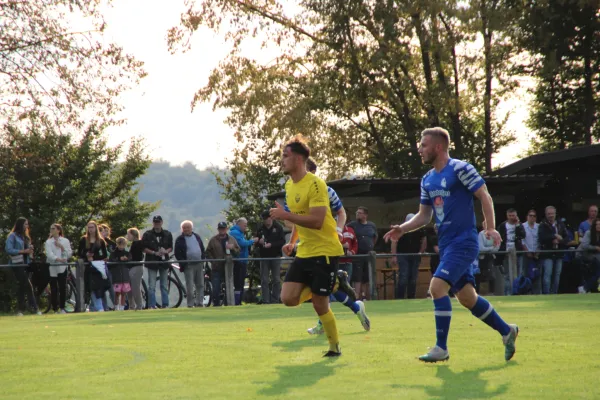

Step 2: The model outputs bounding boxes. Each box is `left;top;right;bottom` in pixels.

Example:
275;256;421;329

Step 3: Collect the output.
284;134;310;160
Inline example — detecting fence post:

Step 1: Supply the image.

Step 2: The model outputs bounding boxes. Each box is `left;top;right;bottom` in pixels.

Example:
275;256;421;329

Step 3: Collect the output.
224;255;235;306
75;259;85;312
368;251;378;300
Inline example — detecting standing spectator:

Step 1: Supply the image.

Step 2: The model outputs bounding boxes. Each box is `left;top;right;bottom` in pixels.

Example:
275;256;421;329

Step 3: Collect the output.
391;213;427;299
228;218;258;305
108;237;131;311
339;222;358;280
99;224;116;309
175;220;207;308
44;223;73;314
99;224;117;254
79;221;109;312
522;210;541;294
578;205;598;238
5;217;40;316
142;215;173;309
256;211;286;304
348;206;378;300
497;208;527;295
206;222;240;306
126;228;145;311
575;218;600;293
478;221;500;293
538;206;569;294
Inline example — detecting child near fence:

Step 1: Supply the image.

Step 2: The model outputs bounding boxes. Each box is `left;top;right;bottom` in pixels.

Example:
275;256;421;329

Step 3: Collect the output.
108;237;132;311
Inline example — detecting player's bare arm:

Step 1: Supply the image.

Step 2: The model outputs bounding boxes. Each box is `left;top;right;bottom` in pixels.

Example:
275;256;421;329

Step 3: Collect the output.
473;184;501;247
270;202;327;230
336;207;347;233
384;204;433;242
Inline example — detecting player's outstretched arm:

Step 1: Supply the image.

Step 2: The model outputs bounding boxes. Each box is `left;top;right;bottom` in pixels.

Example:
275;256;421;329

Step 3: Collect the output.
384;204;433;242
474;184;501;247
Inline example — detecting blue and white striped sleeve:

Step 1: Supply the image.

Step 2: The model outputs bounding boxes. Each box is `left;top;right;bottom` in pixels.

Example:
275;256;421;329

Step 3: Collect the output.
327;187;343;213
455;161;485;193
420;177;432;206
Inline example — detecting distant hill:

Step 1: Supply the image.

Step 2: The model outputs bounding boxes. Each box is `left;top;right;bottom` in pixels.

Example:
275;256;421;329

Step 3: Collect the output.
137;161;228;241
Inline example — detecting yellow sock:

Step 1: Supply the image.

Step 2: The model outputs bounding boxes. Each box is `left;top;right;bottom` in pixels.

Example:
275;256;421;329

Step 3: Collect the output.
299;286;312;304
319;309;340;352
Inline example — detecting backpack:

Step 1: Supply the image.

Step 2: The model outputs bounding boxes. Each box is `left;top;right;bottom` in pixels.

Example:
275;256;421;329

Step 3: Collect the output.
527;259;540;280
512;276;532;295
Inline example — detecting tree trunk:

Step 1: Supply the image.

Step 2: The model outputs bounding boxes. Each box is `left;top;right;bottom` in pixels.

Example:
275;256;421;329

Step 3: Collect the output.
582;27;594;146
482;3;493;175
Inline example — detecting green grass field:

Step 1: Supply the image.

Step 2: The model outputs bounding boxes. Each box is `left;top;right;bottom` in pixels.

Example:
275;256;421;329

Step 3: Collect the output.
1;295;599;399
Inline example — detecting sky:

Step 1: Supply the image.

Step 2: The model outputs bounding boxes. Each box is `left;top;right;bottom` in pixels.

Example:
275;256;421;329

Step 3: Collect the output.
100;0;531;172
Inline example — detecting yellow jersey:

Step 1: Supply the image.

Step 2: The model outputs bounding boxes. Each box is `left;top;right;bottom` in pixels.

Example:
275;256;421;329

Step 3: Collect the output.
285;172;344;258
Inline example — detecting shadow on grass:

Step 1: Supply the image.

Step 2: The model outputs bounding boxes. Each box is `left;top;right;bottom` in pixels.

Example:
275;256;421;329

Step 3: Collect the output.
272;336;325;353
392;363;515;399
257;358;343;396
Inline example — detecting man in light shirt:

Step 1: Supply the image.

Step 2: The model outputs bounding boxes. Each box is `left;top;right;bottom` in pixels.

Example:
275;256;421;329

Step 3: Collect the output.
522;210;541;294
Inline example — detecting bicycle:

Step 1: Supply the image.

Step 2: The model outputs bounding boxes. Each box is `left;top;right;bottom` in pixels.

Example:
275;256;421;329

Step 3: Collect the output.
142;259;214;308
36;265;79;314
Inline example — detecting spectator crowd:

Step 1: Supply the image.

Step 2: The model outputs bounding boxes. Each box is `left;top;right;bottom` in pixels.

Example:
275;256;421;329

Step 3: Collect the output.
2;203;599;315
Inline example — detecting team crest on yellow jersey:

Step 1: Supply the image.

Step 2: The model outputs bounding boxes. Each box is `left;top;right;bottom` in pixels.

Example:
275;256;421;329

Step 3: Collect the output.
295;193;301;203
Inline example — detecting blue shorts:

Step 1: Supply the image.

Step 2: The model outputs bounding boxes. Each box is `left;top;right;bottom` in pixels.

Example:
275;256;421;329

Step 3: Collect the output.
434;242;478;293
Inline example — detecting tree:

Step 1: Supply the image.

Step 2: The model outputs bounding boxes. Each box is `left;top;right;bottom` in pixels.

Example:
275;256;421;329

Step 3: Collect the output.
0;124;157;258
0;0;145;129
169;0;516;182
517;0;600;151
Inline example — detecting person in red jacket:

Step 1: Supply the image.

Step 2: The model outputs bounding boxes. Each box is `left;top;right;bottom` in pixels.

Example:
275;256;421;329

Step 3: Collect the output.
307;222;371;335
340;225;358;279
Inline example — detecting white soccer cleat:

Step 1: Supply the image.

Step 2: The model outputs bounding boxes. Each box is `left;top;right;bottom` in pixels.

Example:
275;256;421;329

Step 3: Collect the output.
355;300;371;331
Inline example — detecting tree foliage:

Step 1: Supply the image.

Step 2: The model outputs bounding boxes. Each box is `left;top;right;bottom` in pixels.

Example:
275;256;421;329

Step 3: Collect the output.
517;0;600;151
169;0;517;183
0;125;157;260
0;0;146;129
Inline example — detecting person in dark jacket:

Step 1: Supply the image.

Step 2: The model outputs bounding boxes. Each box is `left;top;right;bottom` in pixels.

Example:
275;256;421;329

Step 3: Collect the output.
206;222;240;306
108;237;131;311
497;208;527;295
538;206;569;294
142;215;173;309
79;221;109;312
256;211;286;304
175;220;207;307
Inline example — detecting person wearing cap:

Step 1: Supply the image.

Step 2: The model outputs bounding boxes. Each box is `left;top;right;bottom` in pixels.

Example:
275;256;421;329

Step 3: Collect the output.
256;211;286;304
175;220;207;308
142;215;174;308
206;222;240;306
390;213;427;299
229;218;259;305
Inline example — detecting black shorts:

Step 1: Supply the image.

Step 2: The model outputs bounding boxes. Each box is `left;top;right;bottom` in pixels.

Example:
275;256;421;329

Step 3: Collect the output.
285;256;339;296
351;259;370;283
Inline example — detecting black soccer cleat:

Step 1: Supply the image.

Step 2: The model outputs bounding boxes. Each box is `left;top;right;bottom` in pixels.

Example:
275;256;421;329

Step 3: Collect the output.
323;343;342;357
336;270;356;302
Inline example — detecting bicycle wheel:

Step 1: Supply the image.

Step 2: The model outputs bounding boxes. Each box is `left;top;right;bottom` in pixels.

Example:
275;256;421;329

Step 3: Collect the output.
152;276;183;309
167;276;183;308
64;281;77;313
42;284;52;314
203;280;213;307
142;279;148;309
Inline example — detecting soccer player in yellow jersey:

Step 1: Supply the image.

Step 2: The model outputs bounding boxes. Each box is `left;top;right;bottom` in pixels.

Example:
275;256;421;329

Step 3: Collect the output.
270;135;345;357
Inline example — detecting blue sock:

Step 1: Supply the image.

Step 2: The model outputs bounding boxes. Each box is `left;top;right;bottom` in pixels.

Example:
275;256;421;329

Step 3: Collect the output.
470;296;511;336
433;296;452;350
333;291;360;313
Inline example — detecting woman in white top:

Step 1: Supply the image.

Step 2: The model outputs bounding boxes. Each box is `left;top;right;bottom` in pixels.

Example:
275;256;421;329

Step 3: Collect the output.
44;224;73;313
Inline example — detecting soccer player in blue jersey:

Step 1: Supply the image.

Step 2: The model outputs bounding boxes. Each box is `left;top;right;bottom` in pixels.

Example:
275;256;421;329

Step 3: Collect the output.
384;127;518;362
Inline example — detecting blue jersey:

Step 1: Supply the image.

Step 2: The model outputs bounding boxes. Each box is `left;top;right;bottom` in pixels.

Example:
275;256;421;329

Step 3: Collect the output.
420;159;484;249
284;186;343;215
